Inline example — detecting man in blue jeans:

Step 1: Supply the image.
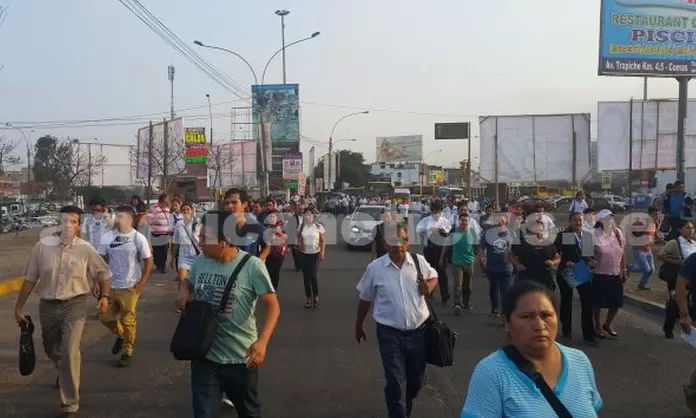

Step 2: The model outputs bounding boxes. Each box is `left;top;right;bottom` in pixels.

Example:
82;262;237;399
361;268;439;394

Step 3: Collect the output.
478;213;514;316
355;222;438;418
175;210;280;418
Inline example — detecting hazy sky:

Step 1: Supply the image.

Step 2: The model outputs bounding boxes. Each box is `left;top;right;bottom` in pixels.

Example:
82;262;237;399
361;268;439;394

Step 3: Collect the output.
0;0;687;171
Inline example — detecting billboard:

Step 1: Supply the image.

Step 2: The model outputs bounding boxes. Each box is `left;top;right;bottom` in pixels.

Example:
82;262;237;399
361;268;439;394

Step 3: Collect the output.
209;140;258;188
435;122;470;140
597;100;696;171
375;135;423;163
184;127;208;164
72;142;136;187
479;114;591;183
136;118;186;179
282;152;302;180
598;0;696;76
252;84;300;179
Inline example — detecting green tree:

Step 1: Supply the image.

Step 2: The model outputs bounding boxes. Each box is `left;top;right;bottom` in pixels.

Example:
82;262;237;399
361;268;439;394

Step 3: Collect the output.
313;150;374;189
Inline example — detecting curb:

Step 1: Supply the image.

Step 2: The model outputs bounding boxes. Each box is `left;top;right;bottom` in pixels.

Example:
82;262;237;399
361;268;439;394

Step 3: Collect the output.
624;292;665;318
0;277;24;297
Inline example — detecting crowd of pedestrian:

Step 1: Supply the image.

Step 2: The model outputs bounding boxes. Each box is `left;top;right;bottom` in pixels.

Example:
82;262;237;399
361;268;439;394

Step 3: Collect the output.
11;184;696;417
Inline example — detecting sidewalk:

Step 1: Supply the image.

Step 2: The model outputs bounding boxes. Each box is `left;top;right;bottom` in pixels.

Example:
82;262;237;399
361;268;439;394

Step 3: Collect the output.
624;272;667;317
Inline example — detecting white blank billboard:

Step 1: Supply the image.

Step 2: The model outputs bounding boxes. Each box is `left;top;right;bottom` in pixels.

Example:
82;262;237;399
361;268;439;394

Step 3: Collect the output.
136;118;186;179
597;100;696;171
72;142;136;187
479;114;591;183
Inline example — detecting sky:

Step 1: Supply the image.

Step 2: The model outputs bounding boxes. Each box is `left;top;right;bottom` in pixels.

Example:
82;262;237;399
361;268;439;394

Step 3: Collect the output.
0;0;688;173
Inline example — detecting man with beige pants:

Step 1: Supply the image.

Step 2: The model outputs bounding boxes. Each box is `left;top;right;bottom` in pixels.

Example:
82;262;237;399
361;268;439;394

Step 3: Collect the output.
14;205;112;417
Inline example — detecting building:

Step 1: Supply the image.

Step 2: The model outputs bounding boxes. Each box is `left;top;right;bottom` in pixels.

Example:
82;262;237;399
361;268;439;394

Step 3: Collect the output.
370;162;445;186
0;175;20;197
443;167;463;186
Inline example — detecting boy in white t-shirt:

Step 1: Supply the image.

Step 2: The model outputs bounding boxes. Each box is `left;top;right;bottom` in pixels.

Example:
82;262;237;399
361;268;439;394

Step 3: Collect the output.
98;206;153;367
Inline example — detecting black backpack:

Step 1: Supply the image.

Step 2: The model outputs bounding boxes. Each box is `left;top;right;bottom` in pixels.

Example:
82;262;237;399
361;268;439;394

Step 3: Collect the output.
170;254;251;361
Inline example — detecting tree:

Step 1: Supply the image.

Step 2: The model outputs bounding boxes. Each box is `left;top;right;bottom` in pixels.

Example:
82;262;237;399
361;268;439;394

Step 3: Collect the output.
33;135;106;199
0;135;21;174
313;150;374;188
207;143;240;190
132;120;187;199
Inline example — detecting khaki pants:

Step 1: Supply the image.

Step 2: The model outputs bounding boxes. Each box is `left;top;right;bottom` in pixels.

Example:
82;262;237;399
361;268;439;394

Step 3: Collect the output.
451;264;474;307
99;288;139;356
39;294;88;413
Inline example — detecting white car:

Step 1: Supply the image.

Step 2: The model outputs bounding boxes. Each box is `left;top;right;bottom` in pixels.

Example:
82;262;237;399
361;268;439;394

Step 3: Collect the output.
346;205;386;249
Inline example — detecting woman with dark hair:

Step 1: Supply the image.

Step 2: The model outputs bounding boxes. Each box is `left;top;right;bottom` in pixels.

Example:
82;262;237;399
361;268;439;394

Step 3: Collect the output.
130;195;147;230
259;209;287;291
297;208;325;308
461;281;602;417
657;219;696;338
555;212;596;345
510;218;560;290
589;209;627;339
172;203;201;289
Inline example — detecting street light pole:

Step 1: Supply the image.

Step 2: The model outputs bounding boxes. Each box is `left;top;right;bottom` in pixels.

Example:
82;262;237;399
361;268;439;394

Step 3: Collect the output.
275;9;290;84
328;111;369;191
195;32;320;197
5;123;32;183
206;93;214;190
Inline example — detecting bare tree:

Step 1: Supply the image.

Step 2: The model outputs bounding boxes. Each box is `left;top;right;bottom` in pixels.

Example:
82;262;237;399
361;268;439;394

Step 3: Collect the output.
207;142;241;189
132;120;186;199
0;135;21;175
43;139;107;200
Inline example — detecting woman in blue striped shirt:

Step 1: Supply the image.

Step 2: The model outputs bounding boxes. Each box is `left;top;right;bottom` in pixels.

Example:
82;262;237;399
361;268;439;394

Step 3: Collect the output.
461;281;602;417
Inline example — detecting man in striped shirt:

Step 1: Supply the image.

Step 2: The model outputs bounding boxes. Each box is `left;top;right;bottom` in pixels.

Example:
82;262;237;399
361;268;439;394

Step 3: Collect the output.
147;194;170;273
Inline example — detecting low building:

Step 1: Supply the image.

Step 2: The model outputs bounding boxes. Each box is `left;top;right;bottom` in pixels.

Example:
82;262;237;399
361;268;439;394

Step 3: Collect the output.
0;175;20;197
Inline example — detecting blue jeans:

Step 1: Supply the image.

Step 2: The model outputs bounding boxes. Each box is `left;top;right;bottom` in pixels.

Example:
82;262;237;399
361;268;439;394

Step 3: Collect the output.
190;358;261;418
376;323;427;418
486;270;513;313
628;249;655;288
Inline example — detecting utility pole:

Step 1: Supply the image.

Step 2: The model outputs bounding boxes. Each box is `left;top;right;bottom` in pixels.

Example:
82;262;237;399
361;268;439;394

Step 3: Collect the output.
88;142;92;187
275;10;290;84
168;66;176;119
206;94;214;189
163;118;169;193
327;137;333;191
467;136;472;199
147;121;154;201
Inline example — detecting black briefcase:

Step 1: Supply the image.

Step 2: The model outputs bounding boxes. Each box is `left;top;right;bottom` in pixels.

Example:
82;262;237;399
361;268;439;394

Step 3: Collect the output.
19;315;36;376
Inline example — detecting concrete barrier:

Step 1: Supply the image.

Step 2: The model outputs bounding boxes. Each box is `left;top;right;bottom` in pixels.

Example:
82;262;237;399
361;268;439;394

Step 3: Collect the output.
0;277;24;297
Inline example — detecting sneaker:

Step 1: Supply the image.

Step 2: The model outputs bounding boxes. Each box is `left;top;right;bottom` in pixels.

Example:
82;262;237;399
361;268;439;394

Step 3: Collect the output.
638;285;652;291
453;304;463;316
117;354;131;368
222;396;235;408
111;337;123;355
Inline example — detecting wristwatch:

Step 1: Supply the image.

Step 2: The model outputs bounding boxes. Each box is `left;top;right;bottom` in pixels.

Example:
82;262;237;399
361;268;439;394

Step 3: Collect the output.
680;311;690;318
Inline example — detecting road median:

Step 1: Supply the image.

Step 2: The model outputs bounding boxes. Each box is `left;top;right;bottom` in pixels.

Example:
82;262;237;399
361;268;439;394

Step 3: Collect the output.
0;277;24;297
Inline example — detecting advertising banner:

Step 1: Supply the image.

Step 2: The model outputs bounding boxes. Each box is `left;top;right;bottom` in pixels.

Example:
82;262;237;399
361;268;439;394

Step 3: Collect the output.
375;135;423;163
435;122;470;140
599;0;696;76
282;152;303;180
210;140;258;188
136;118;186;179
479;114;591;183
597;100;696;170
297;172;306;195
184;127;208;164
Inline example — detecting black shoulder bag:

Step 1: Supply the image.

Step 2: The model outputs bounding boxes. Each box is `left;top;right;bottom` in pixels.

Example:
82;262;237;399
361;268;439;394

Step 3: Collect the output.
170;253;252;361
19;315;36;376
658;239;684;283
411;253;457;367
503;345;573;418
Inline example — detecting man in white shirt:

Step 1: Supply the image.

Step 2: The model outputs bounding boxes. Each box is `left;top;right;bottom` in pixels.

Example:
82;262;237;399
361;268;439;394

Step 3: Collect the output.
355;221;438;418
98;206;153;367
569;192;589;214
81;197;114;252
416;201;452;304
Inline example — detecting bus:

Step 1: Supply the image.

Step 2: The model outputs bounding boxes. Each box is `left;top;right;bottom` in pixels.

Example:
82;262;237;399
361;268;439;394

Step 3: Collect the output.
408;185;437;198
365;181;394;197
437;187;464;199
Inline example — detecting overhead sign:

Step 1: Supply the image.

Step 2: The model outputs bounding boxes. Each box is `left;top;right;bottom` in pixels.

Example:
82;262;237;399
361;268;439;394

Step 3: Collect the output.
375;135;423;163
282;152;303;180
184;127;208;164
435;122;470;140
598;0;696;76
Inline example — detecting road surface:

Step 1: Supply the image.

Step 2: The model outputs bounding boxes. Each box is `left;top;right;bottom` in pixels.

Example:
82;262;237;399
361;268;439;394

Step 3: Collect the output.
0;224;694;417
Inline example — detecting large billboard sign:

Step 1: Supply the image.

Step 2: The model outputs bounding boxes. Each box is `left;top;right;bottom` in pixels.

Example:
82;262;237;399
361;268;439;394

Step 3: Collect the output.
375;135;423;163
136;118;186;179
435;122;470;140
597;100;696;171
479;114;591;183
251;84;300;179
184;127;208;164
599;0;696;76
209;140;258;188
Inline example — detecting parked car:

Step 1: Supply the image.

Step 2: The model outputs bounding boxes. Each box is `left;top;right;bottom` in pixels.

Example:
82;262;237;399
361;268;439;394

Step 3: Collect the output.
346;205;385;250
593;195;626;213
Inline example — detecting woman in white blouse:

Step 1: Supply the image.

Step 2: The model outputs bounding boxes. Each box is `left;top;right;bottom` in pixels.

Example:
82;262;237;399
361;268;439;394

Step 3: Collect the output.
297;208;325;308
172;203;201;288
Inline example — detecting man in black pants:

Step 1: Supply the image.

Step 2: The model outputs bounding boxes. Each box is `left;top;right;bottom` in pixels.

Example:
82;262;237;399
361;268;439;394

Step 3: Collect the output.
415;201;451;305
286;202;303;271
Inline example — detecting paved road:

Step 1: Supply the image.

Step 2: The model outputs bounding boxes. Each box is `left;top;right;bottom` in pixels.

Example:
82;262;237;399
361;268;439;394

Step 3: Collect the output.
0;228;695;417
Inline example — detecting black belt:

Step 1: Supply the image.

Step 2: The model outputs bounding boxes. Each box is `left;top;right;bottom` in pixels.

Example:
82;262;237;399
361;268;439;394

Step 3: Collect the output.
377;321;427;335
40;294;88;304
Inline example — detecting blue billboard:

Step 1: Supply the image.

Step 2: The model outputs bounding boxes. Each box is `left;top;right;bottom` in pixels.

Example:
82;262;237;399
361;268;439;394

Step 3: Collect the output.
599;0;696;76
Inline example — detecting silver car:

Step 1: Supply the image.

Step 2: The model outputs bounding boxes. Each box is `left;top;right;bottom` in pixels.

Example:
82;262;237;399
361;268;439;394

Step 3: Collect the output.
346;205;386;249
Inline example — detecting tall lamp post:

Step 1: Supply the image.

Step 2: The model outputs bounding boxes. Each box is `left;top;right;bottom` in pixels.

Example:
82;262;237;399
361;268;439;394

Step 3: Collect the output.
5;123;33;184
419;149;443;197
275;9;290;84
332;138;357;188
194;31;320;197
328;111;369;190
